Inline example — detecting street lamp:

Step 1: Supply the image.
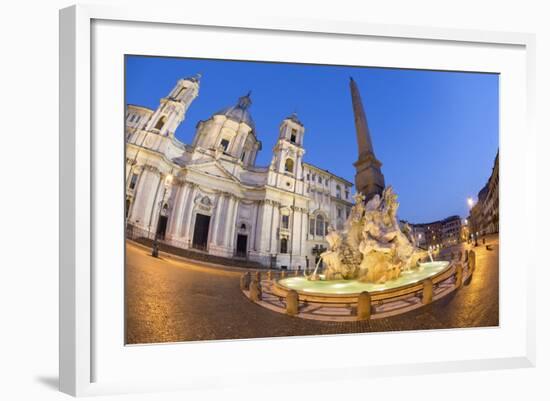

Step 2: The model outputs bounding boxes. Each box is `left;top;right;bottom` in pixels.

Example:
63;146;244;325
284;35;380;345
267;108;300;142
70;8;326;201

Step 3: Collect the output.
152;173;173;258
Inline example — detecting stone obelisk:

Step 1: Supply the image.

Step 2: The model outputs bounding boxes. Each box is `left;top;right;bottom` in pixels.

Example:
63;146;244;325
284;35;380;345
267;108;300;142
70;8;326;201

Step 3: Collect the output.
349;77;385;201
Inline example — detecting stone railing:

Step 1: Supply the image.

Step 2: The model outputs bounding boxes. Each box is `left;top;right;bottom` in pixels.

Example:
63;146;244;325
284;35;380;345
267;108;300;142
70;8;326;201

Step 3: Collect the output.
241;250;477;321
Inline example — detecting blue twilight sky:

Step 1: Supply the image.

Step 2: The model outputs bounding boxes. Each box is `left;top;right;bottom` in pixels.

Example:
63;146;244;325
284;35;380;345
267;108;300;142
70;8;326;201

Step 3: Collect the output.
125;55;499;224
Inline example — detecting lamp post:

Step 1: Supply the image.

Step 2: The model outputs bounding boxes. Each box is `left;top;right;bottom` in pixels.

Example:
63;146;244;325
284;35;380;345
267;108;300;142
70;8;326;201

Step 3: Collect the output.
467;197;478;247
152;173;173;258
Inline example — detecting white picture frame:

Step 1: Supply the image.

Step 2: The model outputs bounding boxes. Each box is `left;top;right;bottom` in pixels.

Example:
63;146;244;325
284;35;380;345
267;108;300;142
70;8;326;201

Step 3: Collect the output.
59;4;536;397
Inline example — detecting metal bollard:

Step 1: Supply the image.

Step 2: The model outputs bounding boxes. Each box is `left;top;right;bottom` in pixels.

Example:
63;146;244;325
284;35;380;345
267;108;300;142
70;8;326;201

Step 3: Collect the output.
249;279;262;301
356;291;372;320
286;290;299;315
422;278;433;305
240;272;251;291
455;263;463;289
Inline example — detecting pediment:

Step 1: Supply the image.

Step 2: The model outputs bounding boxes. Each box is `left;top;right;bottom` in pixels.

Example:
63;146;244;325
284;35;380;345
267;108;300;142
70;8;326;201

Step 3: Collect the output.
186;160;239;183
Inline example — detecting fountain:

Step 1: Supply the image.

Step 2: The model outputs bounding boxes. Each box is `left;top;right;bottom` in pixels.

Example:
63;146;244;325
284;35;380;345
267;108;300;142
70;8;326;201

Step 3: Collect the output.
249;79;462;319
275;187;452;299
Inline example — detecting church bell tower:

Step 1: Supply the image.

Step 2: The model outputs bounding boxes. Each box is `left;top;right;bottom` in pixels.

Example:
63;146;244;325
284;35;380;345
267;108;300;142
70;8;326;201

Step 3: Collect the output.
350;77;385;201
271;113;306;180
145;75;200;137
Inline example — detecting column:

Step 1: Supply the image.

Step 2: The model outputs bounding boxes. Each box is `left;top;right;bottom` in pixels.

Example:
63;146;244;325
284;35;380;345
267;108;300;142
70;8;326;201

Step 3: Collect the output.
147;172;163;234
211;193;226;245
165;181;187;239
300;212;307;256
258;201;272;253
131;167;159;230
165;182;181;236
251;201;262;251
228;198;240;251
270;204;280;253
173;182;191;238
223;195;236;249
181;184;198;241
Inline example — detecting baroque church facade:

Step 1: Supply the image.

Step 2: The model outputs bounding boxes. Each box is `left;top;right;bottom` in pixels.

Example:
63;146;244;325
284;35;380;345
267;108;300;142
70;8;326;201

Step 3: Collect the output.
125;75;354;270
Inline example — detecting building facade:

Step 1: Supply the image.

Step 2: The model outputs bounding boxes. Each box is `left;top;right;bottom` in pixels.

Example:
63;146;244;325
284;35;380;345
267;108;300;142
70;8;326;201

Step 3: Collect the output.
469;152;499;237
125;76;353;269
408;215;462;249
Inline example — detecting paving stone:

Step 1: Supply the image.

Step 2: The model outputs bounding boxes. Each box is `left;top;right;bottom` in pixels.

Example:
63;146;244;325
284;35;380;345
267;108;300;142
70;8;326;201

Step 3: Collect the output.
125;236;499;344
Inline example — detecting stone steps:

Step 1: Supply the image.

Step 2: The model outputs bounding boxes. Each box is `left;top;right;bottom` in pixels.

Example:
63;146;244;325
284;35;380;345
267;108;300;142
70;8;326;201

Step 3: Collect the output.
133;237;265;269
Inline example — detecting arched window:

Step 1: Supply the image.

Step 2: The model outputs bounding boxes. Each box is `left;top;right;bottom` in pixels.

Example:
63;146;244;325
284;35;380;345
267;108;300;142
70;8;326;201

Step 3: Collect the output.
280;238;288;254
284;158;294;173
220;138;230;152
154;116;166;130
290;129;297;143
315;215;325;236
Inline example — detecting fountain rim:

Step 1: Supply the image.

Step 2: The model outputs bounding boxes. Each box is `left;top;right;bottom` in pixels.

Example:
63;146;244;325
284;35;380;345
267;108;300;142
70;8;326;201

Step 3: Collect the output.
272;260;456;302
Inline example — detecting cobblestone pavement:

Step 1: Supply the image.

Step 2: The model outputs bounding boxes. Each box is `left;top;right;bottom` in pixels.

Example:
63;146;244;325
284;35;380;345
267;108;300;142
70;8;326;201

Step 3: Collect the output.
125;236;499;344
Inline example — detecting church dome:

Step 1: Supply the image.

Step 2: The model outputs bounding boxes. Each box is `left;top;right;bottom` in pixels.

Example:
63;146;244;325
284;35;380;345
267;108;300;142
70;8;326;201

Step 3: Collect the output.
285;112;303;127
214;92;255;129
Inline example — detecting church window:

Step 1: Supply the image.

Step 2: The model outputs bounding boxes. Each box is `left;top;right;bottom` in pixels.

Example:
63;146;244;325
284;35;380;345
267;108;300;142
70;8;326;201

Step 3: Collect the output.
325;178;328;186
282;215;289;229
129;173;138;190
154;116;166;130
318;176;322;184
315;215;325;236
290;129;297;143
306;173;310;181
125;197;131;218
220;138;230;152
345;189;350;199
309;218;315;235
280;238;288;254
174;86;187;99
285;158;294;173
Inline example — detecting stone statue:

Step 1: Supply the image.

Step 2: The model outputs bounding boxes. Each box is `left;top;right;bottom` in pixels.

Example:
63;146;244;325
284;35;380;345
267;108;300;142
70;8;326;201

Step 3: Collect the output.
316;186;426;284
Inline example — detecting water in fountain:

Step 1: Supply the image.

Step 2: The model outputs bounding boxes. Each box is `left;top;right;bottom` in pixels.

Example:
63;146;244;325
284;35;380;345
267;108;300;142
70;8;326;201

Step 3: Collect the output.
308;257;323;280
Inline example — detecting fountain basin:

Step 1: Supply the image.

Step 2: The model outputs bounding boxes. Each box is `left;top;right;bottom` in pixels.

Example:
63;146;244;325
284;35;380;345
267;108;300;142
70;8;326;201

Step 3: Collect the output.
273;261;453;304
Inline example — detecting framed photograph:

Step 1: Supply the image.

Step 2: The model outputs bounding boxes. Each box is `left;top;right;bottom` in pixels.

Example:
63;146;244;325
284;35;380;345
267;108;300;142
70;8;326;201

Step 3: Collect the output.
59;4;536;397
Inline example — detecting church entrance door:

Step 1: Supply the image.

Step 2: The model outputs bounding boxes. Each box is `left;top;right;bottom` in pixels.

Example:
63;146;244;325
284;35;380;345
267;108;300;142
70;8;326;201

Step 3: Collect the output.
156;215;168;240
236;234;248;257
192;214;210;251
